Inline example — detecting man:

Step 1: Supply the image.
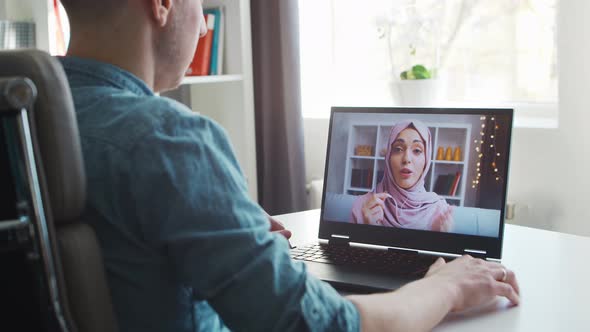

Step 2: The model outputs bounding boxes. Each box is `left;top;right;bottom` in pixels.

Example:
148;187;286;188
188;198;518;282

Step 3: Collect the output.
57;0;520;331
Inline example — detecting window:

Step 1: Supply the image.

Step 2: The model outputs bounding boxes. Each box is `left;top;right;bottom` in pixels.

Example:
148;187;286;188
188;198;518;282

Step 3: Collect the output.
298;0;558;120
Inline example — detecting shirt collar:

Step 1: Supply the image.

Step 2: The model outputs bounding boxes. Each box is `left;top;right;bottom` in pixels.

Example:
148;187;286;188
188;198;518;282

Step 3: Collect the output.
58;56;154;96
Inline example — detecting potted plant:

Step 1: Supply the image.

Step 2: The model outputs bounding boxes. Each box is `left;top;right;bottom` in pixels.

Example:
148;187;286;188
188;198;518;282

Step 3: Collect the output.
395;45;442;106
381;5;446;106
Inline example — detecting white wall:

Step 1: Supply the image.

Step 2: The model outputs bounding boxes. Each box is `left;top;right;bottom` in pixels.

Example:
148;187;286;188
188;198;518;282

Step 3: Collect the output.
303;1;590;237
0;2;6;19
505;0;590;236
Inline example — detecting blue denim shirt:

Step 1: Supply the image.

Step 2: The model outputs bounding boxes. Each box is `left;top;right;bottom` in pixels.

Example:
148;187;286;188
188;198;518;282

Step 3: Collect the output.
58;56;359;332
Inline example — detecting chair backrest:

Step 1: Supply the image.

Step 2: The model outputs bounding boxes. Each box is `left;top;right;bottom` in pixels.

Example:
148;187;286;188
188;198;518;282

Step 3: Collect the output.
0;49;118;332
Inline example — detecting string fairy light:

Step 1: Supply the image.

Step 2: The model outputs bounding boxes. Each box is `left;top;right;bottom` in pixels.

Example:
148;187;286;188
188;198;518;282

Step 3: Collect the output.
472;115;504;188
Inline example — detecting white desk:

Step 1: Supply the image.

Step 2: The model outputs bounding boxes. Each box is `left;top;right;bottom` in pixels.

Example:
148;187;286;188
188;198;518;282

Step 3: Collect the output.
274;209;590;331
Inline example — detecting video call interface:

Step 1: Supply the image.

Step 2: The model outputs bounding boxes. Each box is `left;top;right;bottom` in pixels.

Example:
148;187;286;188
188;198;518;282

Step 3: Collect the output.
322;111;511;238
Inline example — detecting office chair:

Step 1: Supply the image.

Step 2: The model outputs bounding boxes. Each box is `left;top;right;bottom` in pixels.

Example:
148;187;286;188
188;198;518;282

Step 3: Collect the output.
0;50;118;332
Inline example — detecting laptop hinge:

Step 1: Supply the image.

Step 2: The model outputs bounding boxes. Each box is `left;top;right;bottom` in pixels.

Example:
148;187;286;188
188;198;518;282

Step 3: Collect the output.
464;248;487;259
328;234;350;246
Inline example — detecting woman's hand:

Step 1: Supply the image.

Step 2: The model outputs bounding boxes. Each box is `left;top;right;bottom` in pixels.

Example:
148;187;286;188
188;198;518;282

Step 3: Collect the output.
431;205;454;232
424;255;520;312
360;193;392;226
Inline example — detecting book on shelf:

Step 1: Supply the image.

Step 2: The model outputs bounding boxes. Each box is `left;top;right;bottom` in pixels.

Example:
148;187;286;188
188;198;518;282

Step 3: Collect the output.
366;169;373;188
186;13;215;76
351;168;373;189
433;174;449;195
204;7;224;75
376;170;384;184
351;169;361;188
445;175;455;195
449;171;461;196
433;173;460;196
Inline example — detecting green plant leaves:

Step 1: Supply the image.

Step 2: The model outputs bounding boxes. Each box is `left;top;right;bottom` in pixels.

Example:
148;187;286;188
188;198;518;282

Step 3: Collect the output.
400;64;432;80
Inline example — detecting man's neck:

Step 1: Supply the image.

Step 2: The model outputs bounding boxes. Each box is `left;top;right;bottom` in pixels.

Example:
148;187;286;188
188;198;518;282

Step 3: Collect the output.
66;27;156;91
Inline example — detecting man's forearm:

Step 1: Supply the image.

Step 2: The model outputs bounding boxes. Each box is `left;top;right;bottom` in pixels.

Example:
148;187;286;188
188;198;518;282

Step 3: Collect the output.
346;276;456;332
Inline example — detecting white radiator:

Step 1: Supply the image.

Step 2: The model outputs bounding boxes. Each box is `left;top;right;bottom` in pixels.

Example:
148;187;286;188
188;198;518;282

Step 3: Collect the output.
306;179;324;210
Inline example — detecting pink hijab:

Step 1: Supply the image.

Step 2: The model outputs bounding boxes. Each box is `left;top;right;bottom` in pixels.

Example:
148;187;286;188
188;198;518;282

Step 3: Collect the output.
351;120;449;229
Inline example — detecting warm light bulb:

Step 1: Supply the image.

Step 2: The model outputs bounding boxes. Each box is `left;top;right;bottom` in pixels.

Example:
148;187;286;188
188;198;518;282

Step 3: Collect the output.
496;177;500;181
490;144;494;148
478;173;481;177
479;154;483;157
481;124;485;128
491;135;494;139
477;162;480;166
494;168;498;172
491;117;495;121
474;140;478;143
497;153;501;156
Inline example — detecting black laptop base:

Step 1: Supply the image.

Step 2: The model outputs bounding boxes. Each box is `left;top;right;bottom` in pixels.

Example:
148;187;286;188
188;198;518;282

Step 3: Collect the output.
291;243;452;292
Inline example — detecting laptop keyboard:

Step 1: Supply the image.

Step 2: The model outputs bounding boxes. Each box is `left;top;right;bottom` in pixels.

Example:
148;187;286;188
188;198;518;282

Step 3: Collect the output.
291;243;445;278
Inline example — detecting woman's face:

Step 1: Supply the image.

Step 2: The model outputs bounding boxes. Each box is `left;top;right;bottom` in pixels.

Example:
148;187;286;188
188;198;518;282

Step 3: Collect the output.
389;128;426;189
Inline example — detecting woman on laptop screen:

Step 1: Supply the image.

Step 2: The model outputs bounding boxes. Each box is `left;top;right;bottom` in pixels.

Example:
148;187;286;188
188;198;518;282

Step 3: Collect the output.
351;120;454;231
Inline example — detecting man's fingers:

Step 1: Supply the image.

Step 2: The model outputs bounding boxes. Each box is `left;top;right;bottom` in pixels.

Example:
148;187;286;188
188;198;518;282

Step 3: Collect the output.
486;263;520;295
274;229;292;239
269;216;286;231
495;282;520;305
432;257;446;268
502;269;519;294
426;257;446;276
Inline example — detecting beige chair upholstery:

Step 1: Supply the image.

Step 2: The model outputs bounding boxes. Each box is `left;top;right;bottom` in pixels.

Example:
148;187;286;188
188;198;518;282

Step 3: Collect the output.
0;49;118;332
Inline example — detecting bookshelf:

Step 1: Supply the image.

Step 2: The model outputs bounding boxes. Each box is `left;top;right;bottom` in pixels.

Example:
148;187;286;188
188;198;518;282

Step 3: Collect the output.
343;123;471;206
3;0;258;201
181;74;243;85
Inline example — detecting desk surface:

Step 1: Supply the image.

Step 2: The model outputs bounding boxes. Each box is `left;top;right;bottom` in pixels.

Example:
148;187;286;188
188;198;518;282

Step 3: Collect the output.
274;209;590;332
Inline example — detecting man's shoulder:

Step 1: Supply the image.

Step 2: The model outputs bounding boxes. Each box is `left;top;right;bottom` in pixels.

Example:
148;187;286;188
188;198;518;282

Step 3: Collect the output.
76;91;226;152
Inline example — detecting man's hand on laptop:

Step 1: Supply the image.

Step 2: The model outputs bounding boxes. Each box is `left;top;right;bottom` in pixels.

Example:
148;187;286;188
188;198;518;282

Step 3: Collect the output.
424;255;520;312
347;255;519;331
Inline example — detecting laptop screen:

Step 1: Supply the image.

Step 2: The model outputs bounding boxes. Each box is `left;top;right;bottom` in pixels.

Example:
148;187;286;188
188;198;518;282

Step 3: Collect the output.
319;107;513;258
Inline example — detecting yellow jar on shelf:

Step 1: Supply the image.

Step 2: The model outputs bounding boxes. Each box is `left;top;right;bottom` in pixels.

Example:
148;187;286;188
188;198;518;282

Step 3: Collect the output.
445;147;453;161
436;146;444;160
453;146;462;161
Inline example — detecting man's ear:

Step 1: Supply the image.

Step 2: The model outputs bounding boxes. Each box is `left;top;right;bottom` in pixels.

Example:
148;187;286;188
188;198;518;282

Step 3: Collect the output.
150;0;173;27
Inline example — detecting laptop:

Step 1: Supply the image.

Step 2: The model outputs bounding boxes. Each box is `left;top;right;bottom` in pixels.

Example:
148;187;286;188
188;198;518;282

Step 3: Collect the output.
291;107;513;292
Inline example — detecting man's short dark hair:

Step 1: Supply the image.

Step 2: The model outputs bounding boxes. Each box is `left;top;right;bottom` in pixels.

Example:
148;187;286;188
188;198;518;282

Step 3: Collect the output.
60;0;119;21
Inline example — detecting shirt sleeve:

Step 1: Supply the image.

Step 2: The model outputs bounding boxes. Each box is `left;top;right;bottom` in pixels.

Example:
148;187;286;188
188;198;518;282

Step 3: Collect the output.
127;114;360;332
